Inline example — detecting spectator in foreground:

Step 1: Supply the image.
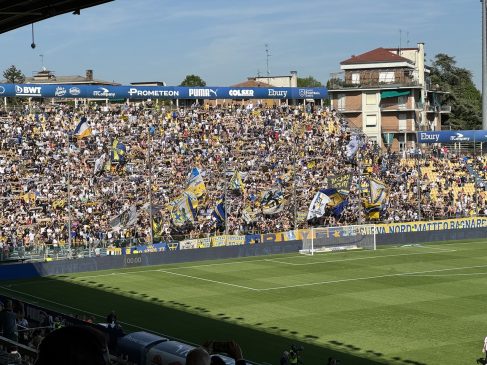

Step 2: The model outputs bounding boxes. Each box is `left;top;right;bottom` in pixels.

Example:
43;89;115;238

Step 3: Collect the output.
186;347;211;365
202;340;246;365
34;325;110;365
0;300;18;342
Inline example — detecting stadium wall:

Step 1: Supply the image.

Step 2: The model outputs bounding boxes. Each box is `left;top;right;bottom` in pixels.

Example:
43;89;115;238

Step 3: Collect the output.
1;218;486;281
0;240;302;281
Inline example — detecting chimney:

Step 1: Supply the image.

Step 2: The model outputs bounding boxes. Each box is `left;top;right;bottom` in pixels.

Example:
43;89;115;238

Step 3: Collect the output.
86;69;93;81
290;70;298;87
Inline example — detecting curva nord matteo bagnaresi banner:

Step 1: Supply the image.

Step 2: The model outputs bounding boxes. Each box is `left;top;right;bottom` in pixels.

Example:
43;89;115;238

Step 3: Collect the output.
0;83;327;100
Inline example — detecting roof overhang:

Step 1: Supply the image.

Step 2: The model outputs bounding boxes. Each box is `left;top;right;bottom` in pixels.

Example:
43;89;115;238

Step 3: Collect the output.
341;62;415;71
0;0;113;35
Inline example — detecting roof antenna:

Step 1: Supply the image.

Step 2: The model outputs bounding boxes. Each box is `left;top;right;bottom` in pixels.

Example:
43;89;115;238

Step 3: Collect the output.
31;23;36;49
265;44;271;77
398;29;402;54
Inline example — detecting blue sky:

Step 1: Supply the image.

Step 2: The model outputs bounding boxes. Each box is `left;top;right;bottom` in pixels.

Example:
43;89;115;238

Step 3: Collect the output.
0;0;482;87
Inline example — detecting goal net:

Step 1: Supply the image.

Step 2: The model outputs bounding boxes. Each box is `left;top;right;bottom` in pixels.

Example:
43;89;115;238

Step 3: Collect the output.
300;225;376;255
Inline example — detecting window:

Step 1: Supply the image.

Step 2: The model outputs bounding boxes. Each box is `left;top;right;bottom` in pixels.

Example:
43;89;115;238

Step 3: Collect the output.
379;71;395;84
337;94;345;111
399;113;407;131
398;95;407;108
366;93;376;105
351;73;360;85
365;114;377;127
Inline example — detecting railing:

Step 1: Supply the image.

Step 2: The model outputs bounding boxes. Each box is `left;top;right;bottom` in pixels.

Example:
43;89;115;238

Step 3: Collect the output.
425;105;452;113
0;335;37;365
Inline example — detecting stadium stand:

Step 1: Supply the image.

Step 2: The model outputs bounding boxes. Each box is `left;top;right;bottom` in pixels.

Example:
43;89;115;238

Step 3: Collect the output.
0;102;485;261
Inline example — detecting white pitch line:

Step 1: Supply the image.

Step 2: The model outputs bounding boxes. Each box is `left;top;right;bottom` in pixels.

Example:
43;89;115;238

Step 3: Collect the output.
263;249;457;266
255;263;487;291
403;272;487;277
157;269;258;291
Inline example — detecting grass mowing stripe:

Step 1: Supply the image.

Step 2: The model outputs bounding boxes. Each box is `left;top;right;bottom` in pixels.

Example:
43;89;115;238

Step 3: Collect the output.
255;263;487;291
263;249;457;266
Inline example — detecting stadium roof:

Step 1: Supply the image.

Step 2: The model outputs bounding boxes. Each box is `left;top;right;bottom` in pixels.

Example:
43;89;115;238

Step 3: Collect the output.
0;0;113;35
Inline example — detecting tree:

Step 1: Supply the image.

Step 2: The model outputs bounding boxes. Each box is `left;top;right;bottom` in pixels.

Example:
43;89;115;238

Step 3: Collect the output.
297;76;323;87
3;65;25;84
180;74;206;87
429;54;481;130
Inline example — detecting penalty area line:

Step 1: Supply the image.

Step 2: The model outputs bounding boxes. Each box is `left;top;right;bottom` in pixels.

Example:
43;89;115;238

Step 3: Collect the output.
156;269;259;291
263;249;457;266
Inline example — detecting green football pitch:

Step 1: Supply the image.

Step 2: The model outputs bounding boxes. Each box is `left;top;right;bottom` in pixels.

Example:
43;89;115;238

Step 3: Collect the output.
2;239;487;365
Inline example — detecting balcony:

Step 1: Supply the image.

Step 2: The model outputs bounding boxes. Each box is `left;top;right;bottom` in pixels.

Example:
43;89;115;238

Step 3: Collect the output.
425;105;452;113
328;71;421;90
380;102;418;112
337;107;361;113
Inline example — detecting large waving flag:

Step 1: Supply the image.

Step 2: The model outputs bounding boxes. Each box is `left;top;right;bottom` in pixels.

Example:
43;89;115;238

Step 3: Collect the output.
73;117;92;139
111;138;127;163
322;188;348;217
242;207;258;223
346;134;360;160
186;167;206;198
110;205;138;230
170;195;196;226
94;153;106;175
369;178;387;204
363;200;381;220
211;196;226;226
182;191;199;209
261;189;284;215
327;174;352;195
307;190;331;220
229;171;245;193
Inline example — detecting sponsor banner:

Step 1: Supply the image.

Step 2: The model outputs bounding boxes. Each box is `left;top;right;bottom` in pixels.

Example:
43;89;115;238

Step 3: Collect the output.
0;84;327;100
376;217;487;234
417;130;487;143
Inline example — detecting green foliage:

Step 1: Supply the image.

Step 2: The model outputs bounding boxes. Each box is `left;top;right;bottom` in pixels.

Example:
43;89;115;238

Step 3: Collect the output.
297;76;323;87
430;54;481;129
180;74;206;87
3;65;25;84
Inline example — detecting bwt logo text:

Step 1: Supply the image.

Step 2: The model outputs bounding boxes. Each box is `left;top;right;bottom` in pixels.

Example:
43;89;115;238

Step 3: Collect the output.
15;85;42;96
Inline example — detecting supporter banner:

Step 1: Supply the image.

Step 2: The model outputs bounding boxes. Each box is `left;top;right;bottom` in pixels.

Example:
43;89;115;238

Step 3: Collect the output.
210;235;245;247
180;237;211;250
376;217;487;234
417;130;487;144
0;84;327;100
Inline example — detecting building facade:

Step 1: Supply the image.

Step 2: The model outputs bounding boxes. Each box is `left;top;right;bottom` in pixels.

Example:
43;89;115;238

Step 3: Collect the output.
328;43;450;151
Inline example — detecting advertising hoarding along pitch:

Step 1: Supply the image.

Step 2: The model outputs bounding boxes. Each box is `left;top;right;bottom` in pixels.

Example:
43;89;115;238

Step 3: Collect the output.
417;130;487;143
0;83;328;100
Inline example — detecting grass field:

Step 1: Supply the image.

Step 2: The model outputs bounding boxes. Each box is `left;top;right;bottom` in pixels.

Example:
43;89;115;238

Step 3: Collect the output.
2;239;487;365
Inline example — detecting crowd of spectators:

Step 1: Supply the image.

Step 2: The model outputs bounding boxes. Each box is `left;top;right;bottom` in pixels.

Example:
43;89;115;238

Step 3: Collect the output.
0;101;486;254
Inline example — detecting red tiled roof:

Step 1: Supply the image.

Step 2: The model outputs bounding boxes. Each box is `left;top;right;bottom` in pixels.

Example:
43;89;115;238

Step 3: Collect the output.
341;47;412;65
232;80;273;87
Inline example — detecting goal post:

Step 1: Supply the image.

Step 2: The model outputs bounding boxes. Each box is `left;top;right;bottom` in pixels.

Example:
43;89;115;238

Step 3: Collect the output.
300;225;376;255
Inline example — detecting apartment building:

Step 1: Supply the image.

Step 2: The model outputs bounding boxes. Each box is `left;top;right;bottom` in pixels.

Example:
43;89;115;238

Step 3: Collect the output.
328;43;450;151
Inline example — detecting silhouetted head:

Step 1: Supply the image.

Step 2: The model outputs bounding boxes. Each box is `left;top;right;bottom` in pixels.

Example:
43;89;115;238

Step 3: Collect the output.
35;326;110;365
